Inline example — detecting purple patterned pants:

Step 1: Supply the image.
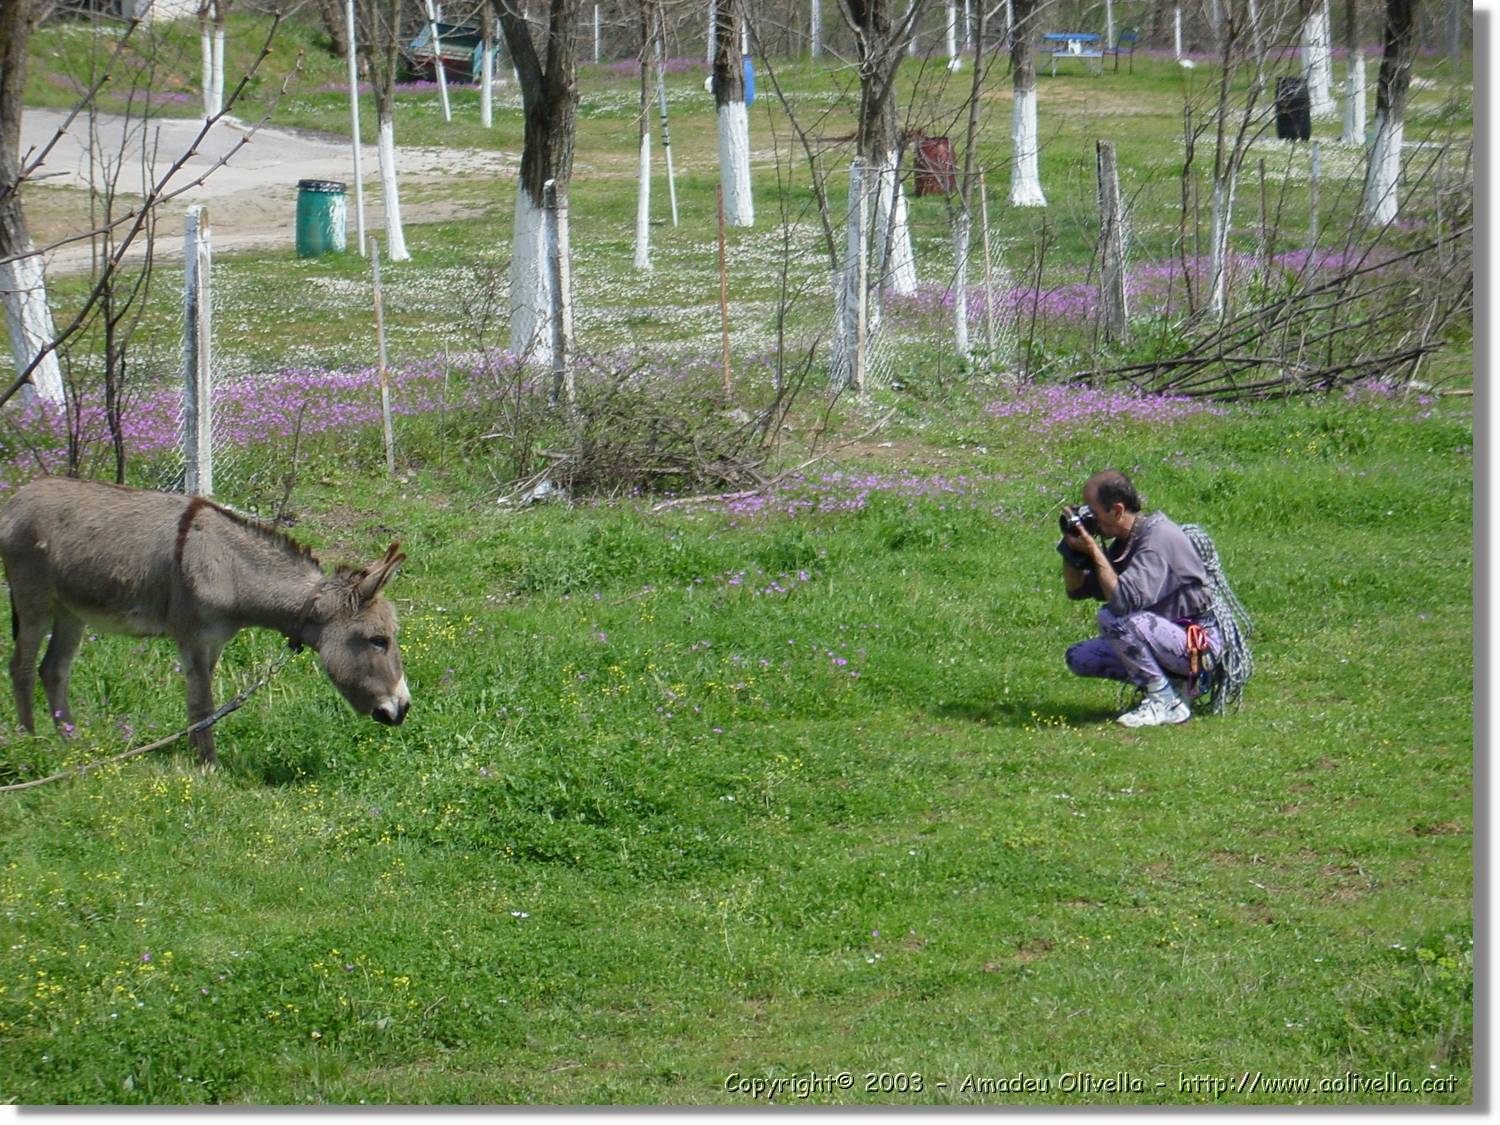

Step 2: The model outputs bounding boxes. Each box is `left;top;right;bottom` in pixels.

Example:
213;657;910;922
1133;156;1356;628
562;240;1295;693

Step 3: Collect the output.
1066;607;1220;689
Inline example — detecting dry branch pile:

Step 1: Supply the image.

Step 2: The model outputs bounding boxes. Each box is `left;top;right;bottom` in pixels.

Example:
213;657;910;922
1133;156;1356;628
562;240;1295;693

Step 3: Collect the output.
1087;225;1473;403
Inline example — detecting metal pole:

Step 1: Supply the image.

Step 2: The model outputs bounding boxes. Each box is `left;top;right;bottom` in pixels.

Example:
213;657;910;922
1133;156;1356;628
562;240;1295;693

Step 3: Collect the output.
344;0;367;256
182;206;213;496
422;0;452;123
655;18;679;225
544;179;572;409
851;161;867;395
370;237;396;476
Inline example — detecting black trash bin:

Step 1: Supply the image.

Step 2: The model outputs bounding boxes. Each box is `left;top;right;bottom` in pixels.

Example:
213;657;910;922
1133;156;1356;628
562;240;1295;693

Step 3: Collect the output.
1274;76;1311;141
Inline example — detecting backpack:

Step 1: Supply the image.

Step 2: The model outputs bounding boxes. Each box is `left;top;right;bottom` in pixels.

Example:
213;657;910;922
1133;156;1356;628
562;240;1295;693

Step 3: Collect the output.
1180;523;1254;714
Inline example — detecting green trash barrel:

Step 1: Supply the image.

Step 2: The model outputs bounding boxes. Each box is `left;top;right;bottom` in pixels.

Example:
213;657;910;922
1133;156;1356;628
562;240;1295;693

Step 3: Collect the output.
295;179;348;257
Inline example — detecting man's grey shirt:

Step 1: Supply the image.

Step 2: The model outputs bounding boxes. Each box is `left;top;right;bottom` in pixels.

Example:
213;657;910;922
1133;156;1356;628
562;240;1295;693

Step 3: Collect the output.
1074;511;1213;622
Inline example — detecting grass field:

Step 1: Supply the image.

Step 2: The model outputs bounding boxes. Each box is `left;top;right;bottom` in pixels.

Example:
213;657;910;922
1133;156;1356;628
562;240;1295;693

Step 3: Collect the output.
0;9;1475;1106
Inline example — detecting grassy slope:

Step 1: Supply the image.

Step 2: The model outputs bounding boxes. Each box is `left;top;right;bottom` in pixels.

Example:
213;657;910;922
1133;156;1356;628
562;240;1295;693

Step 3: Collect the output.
0;388;1472;1104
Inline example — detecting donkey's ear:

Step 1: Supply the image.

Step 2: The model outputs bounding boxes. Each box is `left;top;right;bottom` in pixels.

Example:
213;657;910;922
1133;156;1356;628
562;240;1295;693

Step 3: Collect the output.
357;542;406;602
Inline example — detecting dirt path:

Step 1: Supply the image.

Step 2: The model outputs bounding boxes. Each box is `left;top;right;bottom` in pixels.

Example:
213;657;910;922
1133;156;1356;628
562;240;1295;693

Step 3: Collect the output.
20;107;516;273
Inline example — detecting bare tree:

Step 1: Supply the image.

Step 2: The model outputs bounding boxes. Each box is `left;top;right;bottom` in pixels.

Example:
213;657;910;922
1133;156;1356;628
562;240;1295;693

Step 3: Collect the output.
199;0;230;119
1341;0;1366;142
1301;0;1336;117
495;0;581;363
0;0;66;406
1363;0;1416;224
1008;0;1045;206
714;0;754;225
841;0;926;296
358;0;411;260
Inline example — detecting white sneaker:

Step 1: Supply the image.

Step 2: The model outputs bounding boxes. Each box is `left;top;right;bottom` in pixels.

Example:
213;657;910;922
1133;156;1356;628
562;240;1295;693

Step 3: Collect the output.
1117;688;1191;728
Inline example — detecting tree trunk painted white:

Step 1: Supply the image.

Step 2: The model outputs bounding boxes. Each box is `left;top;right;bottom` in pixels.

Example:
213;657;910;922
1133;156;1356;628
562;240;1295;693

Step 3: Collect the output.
481;36;494;127
953;208;971;358
1303;1;1337;119
376;114;409;261
963;0;973;49
594;4;601;63
1104;0;1114;47
211;23;224;115
946;1;960;68
1363;107;1403;224
1246;0;1263;61
810;0;822;56
0;248;63;407
1341;52;1366;144
200;17;215;117
634;129;652;269
1173;7;1184;61
509;187;551;363
1207;173;1237;318
344;0;366;255
717;100;754;226
872;149;917;295
1009;88;1046;206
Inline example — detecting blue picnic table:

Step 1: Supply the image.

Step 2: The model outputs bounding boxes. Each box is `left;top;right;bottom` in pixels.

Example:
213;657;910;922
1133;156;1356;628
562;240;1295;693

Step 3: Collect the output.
1043;32;1104;75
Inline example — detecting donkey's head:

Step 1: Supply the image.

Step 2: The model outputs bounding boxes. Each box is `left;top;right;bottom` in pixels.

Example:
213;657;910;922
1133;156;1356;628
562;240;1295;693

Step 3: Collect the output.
314;544;411;726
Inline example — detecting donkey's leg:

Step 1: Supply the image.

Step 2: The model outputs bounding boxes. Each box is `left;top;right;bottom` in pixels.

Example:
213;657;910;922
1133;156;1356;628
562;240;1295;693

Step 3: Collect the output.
8;603;47;735
178;637;228;767
40;609;85;734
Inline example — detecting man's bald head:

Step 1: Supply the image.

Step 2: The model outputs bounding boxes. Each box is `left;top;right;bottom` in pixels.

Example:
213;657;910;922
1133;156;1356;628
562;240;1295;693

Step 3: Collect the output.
1084;470;1142;514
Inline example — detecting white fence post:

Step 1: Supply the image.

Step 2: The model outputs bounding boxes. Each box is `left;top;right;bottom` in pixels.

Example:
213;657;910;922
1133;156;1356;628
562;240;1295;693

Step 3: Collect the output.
182;206;213;496
370;238;396;476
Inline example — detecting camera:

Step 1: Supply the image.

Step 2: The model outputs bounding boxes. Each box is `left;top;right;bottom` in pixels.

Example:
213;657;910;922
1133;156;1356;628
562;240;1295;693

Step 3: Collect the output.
1058;504;1100;537
1056;504;1100;569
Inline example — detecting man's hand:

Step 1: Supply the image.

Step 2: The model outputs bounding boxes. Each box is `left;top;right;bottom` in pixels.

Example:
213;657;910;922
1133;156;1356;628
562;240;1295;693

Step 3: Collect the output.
1064;522;1101;563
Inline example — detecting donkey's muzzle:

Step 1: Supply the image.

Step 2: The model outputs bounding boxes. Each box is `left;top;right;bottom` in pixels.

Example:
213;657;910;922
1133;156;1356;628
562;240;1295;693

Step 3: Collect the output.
373;698;409;726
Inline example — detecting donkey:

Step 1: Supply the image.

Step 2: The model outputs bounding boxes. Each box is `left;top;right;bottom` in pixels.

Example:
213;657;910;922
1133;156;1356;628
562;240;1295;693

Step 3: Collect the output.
0;477;411;765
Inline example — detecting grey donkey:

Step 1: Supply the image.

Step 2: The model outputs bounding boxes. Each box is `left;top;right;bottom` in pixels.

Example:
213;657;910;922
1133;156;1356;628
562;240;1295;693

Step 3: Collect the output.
0;477;411;765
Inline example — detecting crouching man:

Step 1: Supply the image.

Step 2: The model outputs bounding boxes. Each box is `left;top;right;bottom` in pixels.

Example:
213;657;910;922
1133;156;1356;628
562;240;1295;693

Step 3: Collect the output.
1059;470;1221;727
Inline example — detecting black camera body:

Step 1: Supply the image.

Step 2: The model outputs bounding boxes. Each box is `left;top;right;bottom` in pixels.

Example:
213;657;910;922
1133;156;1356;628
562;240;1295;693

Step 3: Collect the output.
1056;504;1101;569
1058;504;1100;537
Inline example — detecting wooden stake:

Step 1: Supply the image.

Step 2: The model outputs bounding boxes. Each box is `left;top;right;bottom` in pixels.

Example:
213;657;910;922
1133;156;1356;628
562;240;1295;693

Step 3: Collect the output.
1096;140;1128;342
1308;140;1321;252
